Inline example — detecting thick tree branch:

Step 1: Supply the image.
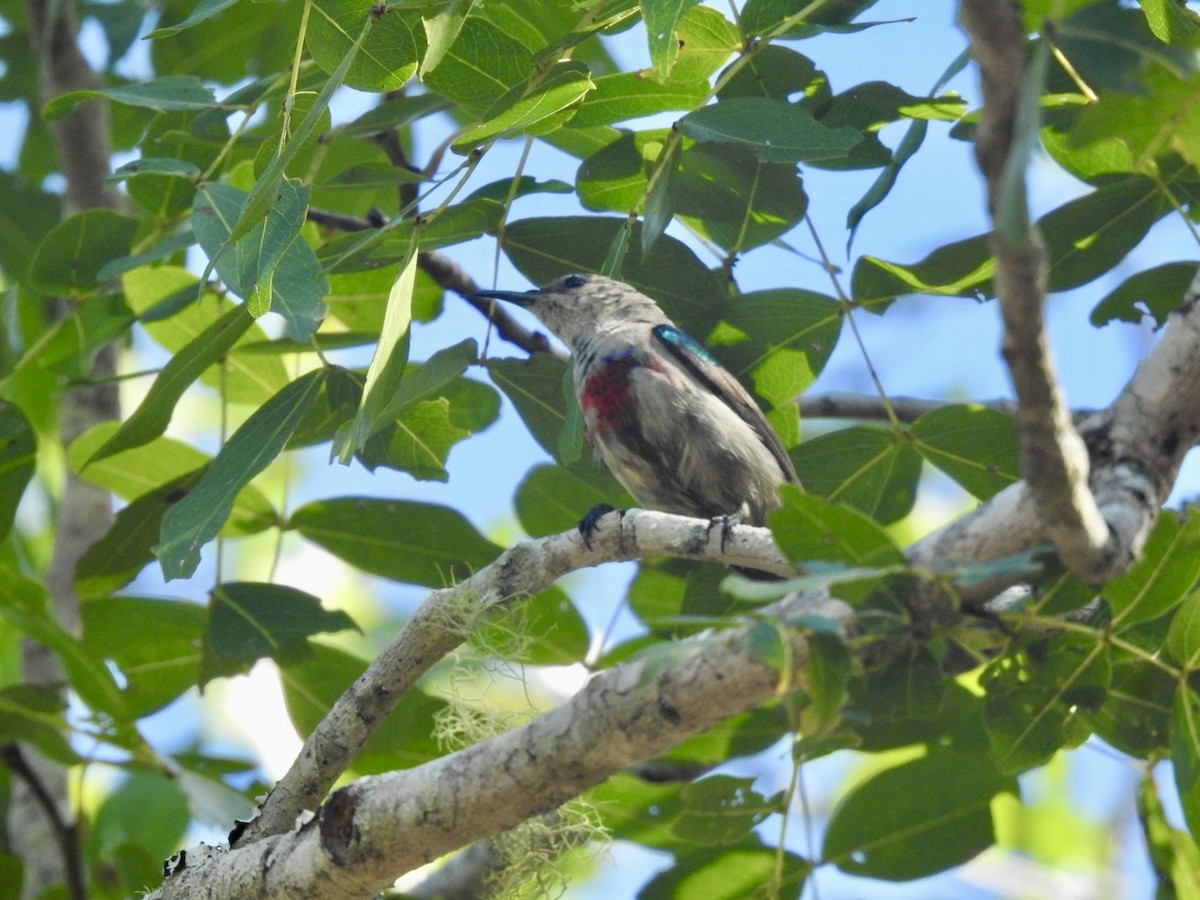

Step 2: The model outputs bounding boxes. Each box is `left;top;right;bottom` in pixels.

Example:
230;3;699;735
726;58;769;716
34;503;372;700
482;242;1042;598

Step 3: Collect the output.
959;0;1118;582
235;509;792;845
153;580;843;899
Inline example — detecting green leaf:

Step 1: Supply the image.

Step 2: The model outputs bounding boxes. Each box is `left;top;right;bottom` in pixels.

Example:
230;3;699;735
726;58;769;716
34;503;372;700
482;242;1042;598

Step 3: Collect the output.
147;0;242;38
823;750;1016;880
487;355;572;460
515;462;628;537
334;250;416;462
156;369;327;580
0;402;35;543
577;129;671;213
69;425;276;537
791;426;920;525
0;684;77;766
851;233;992;308
642;0;702;79
1170;590;1200;670
1092;652;1174;758
44;75;217;119
1172;685;1200;839
28;210;140;295
107;157;202;183
1138;767;1200;898
677;98;863;163
641;136;678;254
192;181;327;341
708;288;841;406
453;62;595;152
1104;510;1200;628
1091;261;1197;328
910;404;1021;499
290;497;503;586
86;304;256;466
422;14;531;112
81;598;206;717
1139;0;1200;42
630;560;735;628
642;838;809;899
670;775;771;845
206;582;358;674
800;629;851;738
570;73;708;128
307;0;419;92
670;5;741;83
981;633;1110;774
420;0;473;75
338;94;452;138
673;142;807;253
767;485;904;570
122;265;289;405
280;643;447;772
473;585;590;665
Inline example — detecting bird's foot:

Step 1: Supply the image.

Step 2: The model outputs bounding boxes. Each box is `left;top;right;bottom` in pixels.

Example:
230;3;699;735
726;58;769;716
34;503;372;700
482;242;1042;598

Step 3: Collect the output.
578;503;621;550
708;509;745;553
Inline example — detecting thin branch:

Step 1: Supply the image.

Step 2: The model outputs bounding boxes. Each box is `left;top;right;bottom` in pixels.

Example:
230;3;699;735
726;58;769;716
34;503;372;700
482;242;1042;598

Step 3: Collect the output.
798;392;1019;423
234;509;792;846
153;583;846;899
959;0;1115;582
0;746;86;900
305;208;559;358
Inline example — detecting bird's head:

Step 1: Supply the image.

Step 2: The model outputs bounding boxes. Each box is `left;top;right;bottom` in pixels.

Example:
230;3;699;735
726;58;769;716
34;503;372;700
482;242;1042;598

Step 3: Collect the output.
473;273;666;351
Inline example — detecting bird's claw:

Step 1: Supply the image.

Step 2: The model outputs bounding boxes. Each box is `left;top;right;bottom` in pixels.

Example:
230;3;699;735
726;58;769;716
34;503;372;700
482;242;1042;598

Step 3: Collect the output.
578;503;620;549
708;510;744;553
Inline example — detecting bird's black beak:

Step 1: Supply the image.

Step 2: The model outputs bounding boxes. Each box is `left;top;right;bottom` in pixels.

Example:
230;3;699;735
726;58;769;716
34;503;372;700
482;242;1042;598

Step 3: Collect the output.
471;288;540;307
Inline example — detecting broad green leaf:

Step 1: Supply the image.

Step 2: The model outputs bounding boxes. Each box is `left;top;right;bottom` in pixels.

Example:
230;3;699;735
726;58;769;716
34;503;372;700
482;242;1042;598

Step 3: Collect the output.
0;684;77;766
1170;590;1200;669
501;216;726;334
280;643;447;772
422;14;531;111
307;0;419;92
487;354;571;459
677;98;863;164
1139;0;1200;42
577;129;671;213
32;294;135;379
69;425;276;537
717;44;828;105
420;0;473;75
86;304;255;466
205;582;358;674
0;402;35;542
515;462;628;537
290;497;503;586
123;265;289;404
44;75;217;119
800;629;852;738
673;142;807;253
910;404;1020;499
360;375;500;481
338;94;452;139
642;838;808;899
156;369;327;580
791;426;920;525
28;210;140;295
452;62;594;152
851;233;992;308
333;250;416;462
642;0;701;79
1137;768;1200;898
630;559;735;628
107;157;202;183
1105;510;1200;628
0;171;60;282
670;5;740;83
847;119;927;244
708;288;842;407
88;771;190;882
981;633;1110;774
192;182;327;340
641;136;678;254
767;485;904;570
0;565;126;717
823;750;1016;880
570;73;708;128
1091;261;1197;328
1172;685;1200;839
1092;652;1174;758
147;0;241;38
670;775;771;845
81;598;206;717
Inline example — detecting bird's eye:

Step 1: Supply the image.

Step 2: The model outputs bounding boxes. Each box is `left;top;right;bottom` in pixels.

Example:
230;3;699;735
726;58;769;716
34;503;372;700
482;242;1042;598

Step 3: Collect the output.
563;275;586;289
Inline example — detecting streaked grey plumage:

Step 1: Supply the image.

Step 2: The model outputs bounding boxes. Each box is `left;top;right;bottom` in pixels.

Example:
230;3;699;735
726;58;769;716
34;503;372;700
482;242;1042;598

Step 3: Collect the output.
475;273;800;525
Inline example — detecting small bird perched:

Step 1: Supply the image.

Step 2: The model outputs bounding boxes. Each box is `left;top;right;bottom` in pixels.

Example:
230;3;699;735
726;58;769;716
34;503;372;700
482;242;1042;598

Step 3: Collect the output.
475;273;800;531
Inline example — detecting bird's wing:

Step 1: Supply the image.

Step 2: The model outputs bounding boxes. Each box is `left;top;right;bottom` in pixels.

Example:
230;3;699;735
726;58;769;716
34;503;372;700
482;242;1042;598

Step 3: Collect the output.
651;324;801;486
